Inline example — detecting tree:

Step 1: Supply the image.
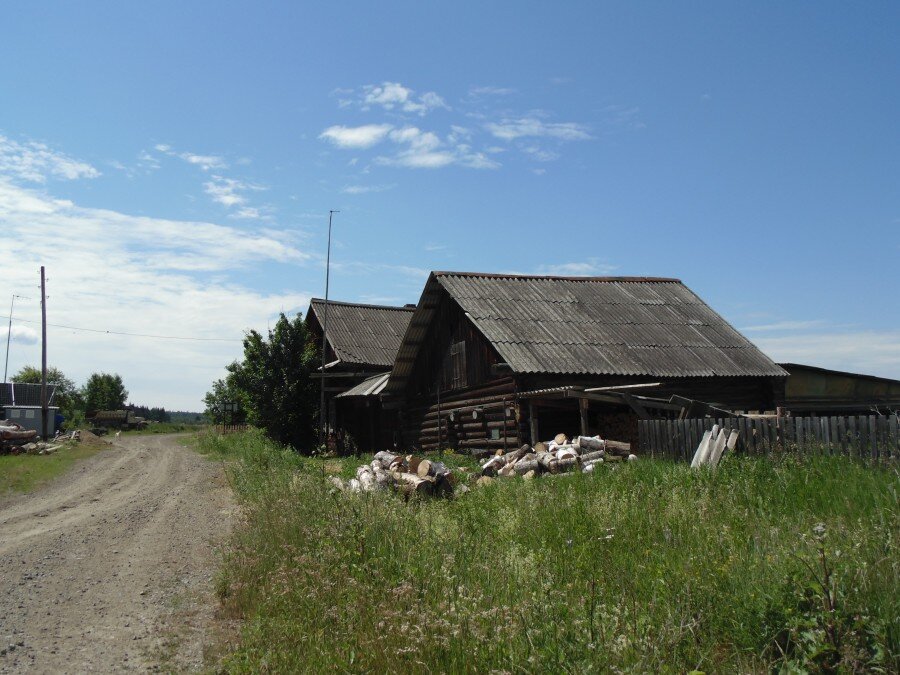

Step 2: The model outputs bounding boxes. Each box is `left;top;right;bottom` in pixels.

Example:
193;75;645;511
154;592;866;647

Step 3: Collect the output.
12;365;84;421
205;313;318;450
82;372;128;412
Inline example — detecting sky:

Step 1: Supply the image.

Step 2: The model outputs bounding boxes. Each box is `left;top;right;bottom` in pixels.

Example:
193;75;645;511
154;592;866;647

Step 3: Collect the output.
1;1;898;410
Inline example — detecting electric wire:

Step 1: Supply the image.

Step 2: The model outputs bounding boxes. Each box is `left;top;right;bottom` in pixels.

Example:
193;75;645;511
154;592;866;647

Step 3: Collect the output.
0;314;242;343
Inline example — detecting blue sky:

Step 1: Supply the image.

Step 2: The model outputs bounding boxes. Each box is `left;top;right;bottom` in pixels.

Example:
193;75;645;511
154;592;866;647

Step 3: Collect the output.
1;2;898;410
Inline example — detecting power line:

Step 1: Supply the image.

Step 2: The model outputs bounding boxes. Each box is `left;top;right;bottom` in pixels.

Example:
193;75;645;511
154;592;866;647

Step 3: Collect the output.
0;314;242;343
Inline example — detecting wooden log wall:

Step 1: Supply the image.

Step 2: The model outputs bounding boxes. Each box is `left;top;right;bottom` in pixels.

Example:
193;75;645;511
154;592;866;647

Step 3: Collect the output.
400;377;520;452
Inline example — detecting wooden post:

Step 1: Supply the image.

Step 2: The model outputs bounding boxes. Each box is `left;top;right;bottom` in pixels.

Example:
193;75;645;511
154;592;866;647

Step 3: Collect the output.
579;397;589;436
528;401;539;445
40;266;48;440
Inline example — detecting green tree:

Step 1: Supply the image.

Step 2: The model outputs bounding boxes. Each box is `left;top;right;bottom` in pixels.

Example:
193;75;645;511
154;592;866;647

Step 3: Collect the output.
205;313;318;450
12;365;84;421
82;372;128;412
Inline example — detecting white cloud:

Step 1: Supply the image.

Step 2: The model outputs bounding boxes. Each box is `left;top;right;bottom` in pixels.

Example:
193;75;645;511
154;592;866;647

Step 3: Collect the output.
341;184;395;194
536;259;618;276
486;117;592;141
469;86;516;97
0;134;100;183
750;331;900;380
319;124;393;149
202;175;267;211
0;177;312;409
0;324;38;346
154;143;228;170
740;320;829;332
361;82;448;115
373;126;500;170
521;145;561;162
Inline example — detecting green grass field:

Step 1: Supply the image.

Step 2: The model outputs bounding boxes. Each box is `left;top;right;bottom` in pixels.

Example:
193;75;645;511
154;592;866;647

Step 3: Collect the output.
0;441;110;495
197;430;899;673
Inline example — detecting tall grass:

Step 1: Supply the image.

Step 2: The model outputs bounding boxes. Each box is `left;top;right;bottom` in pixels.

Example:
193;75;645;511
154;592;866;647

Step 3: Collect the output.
200;430;899;673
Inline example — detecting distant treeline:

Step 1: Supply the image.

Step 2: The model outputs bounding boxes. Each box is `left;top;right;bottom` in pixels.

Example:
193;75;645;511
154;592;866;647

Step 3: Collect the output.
129;406;205;424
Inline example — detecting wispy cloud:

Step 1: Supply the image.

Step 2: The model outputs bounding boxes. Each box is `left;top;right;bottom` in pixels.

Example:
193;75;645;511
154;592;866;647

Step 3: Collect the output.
203;175;267;210
486;117;592;141
319;124;393;149
0;324;38;346
0;176;312;408
360;82;448;115
341;184;395;194
154;143;227;171
374;126;499;170
751;331;900;380
0;134;100;183
740;320;829;332
536;259;618;276
469;86;516;97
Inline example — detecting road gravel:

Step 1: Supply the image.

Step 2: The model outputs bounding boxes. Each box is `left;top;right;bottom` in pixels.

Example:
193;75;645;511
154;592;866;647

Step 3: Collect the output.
0;434;234;672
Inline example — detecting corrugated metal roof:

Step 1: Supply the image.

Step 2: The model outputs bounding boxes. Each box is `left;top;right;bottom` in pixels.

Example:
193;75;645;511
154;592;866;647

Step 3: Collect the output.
307;299;414;368
386;272;787;393
0;382;57;407
336;372;391;398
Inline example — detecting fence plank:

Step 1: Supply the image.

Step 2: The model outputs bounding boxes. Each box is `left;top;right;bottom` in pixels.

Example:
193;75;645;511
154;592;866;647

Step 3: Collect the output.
869;416;877;459
891;415;899;459
849;416;858;457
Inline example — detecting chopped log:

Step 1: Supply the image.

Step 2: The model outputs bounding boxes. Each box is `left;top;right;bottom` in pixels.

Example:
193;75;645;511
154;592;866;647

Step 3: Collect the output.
580;450;606;463
556;447;578;461
498;462;517;477
603;440;632;456
536;451;556;471
356;466;379;492
522;469;537;480
348;478;362;493
627;454;638;462
513;459;540;475
555;457;579;473
394;471;434;496
373;450;399;469
534;441;548;453
575;436;606;452
406;455;423;475
328;476;346;491
554;433;569;445
434;474;454;497
417;459;448;479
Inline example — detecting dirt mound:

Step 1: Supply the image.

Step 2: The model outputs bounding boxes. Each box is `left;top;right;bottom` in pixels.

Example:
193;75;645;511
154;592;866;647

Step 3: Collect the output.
78;430;110;446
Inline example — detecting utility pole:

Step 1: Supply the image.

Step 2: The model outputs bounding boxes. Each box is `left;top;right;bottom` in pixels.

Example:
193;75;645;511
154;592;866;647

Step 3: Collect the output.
40;266;48;440
318;210;338;448
3;294;29;383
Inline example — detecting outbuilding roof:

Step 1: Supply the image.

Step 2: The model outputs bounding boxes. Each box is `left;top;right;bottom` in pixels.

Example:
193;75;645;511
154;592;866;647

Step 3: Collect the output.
306;299;415;368
387;272;787;392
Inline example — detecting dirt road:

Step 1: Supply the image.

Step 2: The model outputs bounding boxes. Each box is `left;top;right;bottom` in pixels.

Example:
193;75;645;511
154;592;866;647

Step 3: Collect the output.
0;434;234;673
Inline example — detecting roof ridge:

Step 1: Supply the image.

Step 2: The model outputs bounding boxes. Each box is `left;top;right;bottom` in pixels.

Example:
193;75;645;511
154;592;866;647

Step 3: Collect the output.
432;271;682;283
309;298;416;311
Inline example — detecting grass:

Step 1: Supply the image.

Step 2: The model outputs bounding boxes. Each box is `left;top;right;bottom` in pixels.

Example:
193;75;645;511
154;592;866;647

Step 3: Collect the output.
0;441;109;495
199;429;899;673
122;422;206;436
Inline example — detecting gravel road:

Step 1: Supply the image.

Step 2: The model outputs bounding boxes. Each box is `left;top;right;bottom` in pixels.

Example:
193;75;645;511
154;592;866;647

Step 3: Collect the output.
0;434;234;673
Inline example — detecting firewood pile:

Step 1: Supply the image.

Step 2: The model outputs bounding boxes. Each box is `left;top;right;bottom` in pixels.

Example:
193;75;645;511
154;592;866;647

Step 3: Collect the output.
1;421;39;454
328;451;459;498
479;434;637;481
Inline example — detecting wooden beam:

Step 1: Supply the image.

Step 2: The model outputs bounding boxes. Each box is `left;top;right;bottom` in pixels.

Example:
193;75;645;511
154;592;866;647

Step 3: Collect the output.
622;393;652;420
579;398;589;435
583;382;662;393
528;401;539;446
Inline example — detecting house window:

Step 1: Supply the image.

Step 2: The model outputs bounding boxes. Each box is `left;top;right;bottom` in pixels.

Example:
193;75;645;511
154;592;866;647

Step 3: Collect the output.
9;409;20;419
25;409;35;419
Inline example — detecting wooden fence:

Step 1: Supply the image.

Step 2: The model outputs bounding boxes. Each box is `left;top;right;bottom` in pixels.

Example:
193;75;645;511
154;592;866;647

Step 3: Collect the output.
219;424;249;435
637;414;899;461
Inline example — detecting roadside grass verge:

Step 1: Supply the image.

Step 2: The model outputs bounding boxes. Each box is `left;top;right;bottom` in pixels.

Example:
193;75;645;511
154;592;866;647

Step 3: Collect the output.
0;441;110;495
122;422;206;436
201;430;899;673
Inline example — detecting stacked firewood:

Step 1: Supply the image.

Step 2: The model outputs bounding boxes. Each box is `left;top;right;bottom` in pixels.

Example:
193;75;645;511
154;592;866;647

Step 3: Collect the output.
479;434;637;481
329;451;458;498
